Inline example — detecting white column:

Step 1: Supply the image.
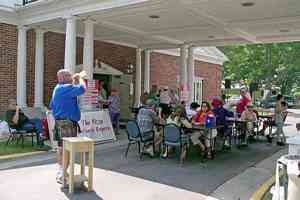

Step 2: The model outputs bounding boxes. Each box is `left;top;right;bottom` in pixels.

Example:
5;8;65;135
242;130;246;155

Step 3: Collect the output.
34;29;45;108
144;50;151;93
187;46;195;103
64;16;77;73
180;44;188;101
134;48;142;107
83;19;94;80
17;26;27;107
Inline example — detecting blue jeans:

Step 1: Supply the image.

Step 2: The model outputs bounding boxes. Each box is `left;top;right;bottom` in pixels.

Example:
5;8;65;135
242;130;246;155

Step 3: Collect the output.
110;112;120;134
22;118;43;136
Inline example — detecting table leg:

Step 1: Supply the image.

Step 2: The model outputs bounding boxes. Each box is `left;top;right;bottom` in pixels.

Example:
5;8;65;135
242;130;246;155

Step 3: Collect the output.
69;150;75;194
88;146;94;192
80;152;85;176
62;146;67;188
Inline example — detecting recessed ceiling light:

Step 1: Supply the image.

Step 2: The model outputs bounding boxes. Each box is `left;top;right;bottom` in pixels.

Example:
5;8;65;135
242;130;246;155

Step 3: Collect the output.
208;35;215;39
149;15;160;19
241;2;255;7
280;29;290;33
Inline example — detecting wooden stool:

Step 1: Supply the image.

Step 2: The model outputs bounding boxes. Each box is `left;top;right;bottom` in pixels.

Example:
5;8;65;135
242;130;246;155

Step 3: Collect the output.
62;137;94;194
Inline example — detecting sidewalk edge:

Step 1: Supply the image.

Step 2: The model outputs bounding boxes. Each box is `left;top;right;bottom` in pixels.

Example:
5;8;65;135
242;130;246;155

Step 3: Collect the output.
0;151;49;161
250;175;275;200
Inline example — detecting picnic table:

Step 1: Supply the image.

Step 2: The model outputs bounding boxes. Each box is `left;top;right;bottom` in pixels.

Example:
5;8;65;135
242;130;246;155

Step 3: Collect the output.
155;122;220;158
226;117;257;146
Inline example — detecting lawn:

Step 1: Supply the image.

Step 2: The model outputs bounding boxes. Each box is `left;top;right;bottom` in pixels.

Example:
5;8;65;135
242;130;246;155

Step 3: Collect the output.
0;139;51;156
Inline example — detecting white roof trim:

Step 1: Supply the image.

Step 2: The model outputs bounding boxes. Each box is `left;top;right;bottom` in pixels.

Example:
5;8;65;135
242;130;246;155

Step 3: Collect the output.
155;47;228;65
76;62;123;76
0;7;19;25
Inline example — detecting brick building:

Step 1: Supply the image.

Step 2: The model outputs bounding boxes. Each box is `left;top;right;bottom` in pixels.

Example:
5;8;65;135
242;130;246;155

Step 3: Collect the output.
0;22;227;114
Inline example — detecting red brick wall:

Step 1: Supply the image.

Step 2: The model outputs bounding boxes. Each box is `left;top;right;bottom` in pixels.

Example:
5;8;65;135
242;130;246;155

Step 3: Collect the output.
0;23;223;113
42;32;136;106
0;23;17;114
195;60;223;101
150;52;180;90
150;53;224;101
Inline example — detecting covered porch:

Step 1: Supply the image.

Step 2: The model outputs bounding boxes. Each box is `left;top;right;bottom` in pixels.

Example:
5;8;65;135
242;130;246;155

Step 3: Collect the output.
2;0;300;108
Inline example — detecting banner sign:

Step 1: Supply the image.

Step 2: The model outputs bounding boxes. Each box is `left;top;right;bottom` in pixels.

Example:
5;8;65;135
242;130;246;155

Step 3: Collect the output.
78;110;116;142
47;110;116;149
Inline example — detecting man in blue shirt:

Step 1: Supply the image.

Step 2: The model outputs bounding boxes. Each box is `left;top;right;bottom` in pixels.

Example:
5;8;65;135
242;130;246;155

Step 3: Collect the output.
50;69;86;184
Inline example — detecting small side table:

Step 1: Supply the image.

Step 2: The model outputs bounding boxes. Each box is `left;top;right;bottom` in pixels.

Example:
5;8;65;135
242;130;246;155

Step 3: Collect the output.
62;137;94;194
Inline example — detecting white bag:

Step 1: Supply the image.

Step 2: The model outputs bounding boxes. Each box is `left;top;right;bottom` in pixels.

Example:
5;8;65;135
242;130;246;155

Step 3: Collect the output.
0;121;10;139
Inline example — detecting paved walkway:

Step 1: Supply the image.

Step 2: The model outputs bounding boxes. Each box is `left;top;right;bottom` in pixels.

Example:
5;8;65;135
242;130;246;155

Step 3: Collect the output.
0;110;298;200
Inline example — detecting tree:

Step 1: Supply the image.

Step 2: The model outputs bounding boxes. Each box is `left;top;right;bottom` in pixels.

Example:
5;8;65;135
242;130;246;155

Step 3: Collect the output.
223;42;300;95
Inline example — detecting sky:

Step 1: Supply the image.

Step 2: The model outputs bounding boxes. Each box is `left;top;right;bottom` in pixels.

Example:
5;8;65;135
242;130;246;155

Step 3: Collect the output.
0;0;22;7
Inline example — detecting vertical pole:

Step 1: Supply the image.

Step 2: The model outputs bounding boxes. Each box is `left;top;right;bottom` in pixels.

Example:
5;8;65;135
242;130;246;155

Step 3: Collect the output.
83;19;94;80
187;46;195;104
64;16;77;73
34;29;45;108
144;50;151;93
134;48;142;107
180;45;188;102
17;26;27;107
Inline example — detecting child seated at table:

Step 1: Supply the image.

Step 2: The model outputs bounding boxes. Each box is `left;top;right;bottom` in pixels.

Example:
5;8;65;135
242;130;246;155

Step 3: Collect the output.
163;106;192;161
191;101;216;159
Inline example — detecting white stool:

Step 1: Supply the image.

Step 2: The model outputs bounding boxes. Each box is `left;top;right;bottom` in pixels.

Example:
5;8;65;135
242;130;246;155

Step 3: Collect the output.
62;137;94;194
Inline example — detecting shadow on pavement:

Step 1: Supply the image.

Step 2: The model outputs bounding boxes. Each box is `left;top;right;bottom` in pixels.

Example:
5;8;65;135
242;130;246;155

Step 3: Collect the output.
61;188;104;200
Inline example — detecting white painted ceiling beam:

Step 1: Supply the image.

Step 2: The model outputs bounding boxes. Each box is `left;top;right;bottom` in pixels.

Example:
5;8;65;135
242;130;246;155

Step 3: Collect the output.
18;0;152;25
230;16;300;27
177;0;259;44
95;20;182;46
190;38;249;47
0;8;19;25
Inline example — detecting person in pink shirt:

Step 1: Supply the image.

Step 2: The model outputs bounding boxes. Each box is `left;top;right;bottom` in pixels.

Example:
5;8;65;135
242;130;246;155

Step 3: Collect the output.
236;88;252;117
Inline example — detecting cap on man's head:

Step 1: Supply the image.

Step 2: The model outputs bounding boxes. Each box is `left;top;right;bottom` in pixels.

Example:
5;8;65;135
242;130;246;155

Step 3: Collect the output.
163;86;169;90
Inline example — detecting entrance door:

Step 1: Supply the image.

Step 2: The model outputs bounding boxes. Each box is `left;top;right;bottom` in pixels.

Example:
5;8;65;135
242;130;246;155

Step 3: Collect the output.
111;74;133;120
193;78;203;104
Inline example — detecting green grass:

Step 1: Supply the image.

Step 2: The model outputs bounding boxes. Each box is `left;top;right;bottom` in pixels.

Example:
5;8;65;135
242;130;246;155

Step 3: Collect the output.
0;139;50;156
262;191;273;200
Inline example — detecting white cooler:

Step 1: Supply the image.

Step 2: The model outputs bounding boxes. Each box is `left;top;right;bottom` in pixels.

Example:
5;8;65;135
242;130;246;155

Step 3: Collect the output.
273;155;300;200
287;136;300;155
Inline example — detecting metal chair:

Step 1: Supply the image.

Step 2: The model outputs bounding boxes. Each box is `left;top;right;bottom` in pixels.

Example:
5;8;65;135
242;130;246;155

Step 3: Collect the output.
6;125;35;148
125;120;155;159
163;123;188;164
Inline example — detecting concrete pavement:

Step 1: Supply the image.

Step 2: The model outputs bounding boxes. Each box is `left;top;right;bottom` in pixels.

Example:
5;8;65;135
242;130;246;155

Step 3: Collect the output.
0;110;298;200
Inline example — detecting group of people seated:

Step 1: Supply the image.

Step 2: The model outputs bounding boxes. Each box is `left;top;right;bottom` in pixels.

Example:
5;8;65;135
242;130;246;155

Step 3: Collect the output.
134;87;289;162
135;95;234;160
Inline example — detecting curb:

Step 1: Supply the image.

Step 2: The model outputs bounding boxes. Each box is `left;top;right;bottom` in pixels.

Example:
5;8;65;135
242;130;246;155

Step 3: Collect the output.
0;151;49;161
250;175;275;200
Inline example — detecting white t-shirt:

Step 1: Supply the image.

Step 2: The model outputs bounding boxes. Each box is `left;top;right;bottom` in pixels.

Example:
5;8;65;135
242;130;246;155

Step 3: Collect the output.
160;90;171;104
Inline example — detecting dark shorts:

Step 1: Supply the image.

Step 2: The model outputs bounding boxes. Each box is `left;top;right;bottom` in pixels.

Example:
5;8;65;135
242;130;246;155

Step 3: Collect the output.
54;119;79;147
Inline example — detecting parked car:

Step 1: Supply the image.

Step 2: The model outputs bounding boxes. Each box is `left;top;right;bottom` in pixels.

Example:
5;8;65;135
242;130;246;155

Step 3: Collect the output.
260;95;296;108
227;96;241;105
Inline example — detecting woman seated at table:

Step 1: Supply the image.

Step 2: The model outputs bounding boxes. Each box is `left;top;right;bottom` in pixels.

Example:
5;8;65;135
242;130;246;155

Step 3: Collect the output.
240;104;257;140
191;101;216;159
162;106;192;161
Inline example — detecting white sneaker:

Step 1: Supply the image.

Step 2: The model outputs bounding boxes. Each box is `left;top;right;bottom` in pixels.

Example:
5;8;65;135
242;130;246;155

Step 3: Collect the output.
56;171;63;184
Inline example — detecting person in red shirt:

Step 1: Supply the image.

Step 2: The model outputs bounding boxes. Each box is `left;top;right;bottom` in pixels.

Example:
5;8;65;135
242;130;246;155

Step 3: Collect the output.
191;101;215;159
236;89;252;117
192;101;215;125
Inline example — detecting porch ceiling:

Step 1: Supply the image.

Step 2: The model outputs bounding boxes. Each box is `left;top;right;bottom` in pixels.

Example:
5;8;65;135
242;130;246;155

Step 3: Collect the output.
28;0;300;48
